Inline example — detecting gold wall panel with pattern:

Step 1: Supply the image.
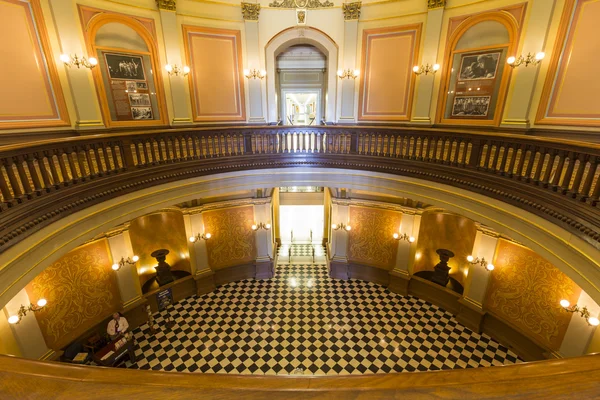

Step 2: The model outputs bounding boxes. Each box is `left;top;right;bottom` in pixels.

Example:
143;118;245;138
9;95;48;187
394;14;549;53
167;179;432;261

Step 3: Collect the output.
412;211;477;285
485;239;581;351
348;206;402;270
203;206;256;270
129;210;191;287
25;239;120;350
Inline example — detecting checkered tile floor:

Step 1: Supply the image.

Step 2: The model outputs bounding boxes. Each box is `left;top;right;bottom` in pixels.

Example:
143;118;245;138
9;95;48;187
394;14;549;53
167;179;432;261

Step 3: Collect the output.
120;264;521;375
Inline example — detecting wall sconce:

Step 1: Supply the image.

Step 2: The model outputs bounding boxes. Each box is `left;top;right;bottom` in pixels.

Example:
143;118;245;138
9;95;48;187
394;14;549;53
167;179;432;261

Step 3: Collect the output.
244;69;266;79
393;233;415;243
112;255;139;271
189;232;212;242
60;54;98;69
467;255;494;271
560;300;599;326
165;64;190;77
251;222;271;231
507;52;545;68
337;69;359;79
8;299;47;324
332;222;351;231
412;63;440;76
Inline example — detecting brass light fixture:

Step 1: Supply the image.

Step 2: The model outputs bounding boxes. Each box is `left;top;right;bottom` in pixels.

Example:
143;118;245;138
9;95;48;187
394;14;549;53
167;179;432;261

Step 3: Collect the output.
165;64;190;77
244;68;266;80
8;299;48;324
60;54;98;69
560;300;600;326
112;255;139;271
332;222;351;231
412;63;440;76
337;69;359;79
393;232;415;243
506;52;545;68
467;255;494;271
189;232;212;242
251;222;271;231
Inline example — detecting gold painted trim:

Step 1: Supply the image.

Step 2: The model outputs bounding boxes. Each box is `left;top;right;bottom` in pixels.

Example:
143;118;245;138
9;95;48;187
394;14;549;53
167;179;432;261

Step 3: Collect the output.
459;295;483;310
177;12;243;22
359;11;427;22
39;349;58;361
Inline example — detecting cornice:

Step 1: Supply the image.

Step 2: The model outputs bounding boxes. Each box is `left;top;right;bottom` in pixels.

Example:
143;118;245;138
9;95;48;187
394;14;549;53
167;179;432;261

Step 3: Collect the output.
182;197;271;215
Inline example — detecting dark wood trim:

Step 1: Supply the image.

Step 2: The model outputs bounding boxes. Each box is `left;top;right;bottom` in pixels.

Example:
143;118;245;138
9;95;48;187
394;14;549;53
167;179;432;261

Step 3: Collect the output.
347;262;390;286
213;263;256;286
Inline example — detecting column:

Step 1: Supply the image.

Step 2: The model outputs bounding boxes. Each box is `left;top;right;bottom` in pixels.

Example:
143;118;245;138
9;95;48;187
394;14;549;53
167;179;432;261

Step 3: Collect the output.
501;0;556;128
329;201;350;279
243;4;267;124
253;201;274;279
107;230;144;310
49;0;104;129
185;210;216;295
456;228;498;332
158;5;193;125
388;211;421;295
338;3;360;123
3;289;53;360
411;5;444;124
559;291;600;357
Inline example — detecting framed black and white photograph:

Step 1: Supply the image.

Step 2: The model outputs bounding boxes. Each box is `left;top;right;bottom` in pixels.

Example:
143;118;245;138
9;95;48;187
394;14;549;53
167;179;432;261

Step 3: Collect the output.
128;93;151;107
451;96;491;117
136;82;148;90
105;53;146;81
458;52;501;81
131;106;153;120
125;81;137;92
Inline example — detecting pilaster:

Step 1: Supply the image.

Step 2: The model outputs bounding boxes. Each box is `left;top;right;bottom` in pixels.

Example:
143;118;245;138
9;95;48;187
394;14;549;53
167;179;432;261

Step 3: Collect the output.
329;201;350;279
242;3;267;123
106;229;143;308
338;2;360;123
184;210;216;295
559;291;600;357
253;201;274;279
388;211;421;295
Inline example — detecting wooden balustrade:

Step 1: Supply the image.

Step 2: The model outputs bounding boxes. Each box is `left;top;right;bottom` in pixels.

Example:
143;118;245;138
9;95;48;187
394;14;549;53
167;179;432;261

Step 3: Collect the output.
0;126;599;252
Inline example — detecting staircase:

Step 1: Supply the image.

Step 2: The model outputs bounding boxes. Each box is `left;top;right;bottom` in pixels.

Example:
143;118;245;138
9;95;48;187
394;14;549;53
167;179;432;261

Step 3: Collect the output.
277;243;327;264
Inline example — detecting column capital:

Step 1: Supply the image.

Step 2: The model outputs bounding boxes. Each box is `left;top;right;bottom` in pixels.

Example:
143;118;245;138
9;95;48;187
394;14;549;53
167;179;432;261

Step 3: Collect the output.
342;2;361;21
241;2;261;20
156;0;176;11
427;0;445;9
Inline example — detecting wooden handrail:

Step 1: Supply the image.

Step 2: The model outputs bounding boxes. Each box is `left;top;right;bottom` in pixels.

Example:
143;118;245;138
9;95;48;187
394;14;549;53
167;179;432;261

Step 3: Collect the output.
0;126;599;254
0;353;599;398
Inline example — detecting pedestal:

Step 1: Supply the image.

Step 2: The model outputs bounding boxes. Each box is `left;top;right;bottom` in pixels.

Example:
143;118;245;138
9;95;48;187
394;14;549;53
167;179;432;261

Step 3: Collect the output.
388;270;410;296
194;269;216;296
255;259;274;279
330;259;349;280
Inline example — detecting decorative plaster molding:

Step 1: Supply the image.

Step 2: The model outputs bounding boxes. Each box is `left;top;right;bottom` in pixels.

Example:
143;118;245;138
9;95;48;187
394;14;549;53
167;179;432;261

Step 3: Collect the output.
182;198;271;215
427;0;445;9
156;0;176;11
241;2;260;20
342;2;361;20
268;0;332;9
332;198;421;215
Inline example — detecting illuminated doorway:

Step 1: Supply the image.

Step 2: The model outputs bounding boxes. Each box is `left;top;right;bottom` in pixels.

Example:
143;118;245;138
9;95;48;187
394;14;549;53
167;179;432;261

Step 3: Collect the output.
283;92;320;125
279;205;324;244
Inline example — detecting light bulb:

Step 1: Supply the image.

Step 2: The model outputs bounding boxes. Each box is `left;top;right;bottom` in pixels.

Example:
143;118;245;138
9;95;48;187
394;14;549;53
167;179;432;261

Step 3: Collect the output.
345;225;352;231
183;66;190;74
337;69;343;77
507;56;516;65
189;236;197;243
589;317;600;326
8;315;19;324
560;299;570;308
112;263;120;271
485;264;495;271
535;52;545;60
165;64;173;72
260;70;267;77
393;233;399;239
331;223;338;229
243;69;250;76
413;65;420;72
205;233;212;239
433;63;440;71
60;54;70;63
467;255;474;262
37;298;47;307
88;57;98;66
409;236;415;243
132;255;139;262
251;224;258;231
265;223;271;229
353;69;359;77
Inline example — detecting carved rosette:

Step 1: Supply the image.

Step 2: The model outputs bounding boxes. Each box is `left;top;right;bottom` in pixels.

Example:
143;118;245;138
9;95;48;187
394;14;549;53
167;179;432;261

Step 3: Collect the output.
342;2;361;21
241;2;261;20
427;0;446;9
268;0;333;8
156;0;176;11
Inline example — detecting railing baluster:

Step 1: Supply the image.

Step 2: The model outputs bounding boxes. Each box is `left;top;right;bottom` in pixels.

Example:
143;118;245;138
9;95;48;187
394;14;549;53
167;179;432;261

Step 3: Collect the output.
6;159;23;198
26;155;42;192
568;154;586;197
551;151;567;190
56;151;71;182
558;151;576;194
0;162;13;202
579;158;598;201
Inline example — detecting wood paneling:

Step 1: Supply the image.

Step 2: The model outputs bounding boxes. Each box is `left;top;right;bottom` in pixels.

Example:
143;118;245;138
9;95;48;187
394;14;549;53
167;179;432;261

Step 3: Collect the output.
0;0;69;129
25;239;120;349
358;24;421;121
485;239;581;351
183;26;246;122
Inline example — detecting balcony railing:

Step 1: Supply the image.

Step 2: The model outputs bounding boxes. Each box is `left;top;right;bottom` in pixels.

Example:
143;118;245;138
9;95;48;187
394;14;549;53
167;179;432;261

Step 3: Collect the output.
1;126;599;252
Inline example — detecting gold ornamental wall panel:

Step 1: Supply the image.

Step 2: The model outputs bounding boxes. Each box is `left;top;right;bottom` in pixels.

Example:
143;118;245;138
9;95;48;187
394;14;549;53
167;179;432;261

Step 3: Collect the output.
485;239;581;351
412;211;477;285
129;210;191;287
348;206;402;270
203;206;256;270
25;239;120;350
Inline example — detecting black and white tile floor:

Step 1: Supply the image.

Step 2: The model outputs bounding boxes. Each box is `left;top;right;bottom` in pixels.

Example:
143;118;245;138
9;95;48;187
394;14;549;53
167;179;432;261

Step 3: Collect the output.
121;264;521;375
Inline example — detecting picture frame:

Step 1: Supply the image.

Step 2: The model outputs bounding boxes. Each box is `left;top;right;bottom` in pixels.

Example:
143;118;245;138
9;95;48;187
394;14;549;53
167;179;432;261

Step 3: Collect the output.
128;93;151;107
105;53;146;81
131;106;153;120
451;96;491;117
458;52;501;81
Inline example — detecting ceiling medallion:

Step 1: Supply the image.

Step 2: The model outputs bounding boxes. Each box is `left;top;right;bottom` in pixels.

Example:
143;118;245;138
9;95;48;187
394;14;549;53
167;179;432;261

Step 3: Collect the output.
268;0;333;9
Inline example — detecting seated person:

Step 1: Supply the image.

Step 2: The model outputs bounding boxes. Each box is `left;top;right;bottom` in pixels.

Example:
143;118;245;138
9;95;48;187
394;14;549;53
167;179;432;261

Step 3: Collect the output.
107;312;129;340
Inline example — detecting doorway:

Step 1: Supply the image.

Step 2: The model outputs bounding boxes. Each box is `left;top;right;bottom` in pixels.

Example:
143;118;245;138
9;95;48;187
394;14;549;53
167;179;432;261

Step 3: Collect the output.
279;205;324;244
284;92;320;125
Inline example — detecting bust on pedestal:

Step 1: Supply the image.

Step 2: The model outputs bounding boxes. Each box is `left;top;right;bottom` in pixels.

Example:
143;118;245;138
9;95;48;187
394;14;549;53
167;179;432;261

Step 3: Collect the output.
431;248;455;287
151;249;175;286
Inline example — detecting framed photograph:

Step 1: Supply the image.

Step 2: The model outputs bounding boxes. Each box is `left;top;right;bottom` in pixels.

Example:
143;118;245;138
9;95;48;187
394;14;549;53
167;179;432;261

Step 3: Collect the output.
128;93;151;107
125;81;137;92
458;52;501;81
131;106;153;120
104;53;146;81
451;96;491;117
136;82;148;90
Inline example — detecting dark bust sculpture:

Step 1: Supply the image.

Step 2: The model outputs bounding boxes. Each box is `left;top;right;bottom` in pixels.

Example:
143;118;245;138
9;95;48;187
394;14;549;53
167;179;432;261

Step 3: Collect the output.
151;249;175;286
431;248;455;287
